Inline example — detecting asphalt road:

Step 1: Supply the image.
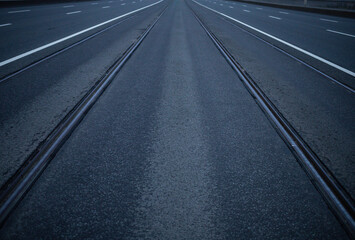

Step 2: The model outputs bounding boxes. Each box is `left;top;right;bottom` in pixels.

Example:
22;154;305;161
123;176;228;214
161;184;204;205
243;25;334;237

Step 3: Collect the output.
0;0;353;238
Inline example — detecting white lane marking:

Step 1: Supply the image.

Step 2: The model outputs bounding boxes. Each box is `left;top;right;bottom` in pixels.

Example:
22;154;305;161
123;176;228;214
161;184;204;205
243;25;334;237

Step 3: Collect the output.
8;10;30;14
91;2;98;5
121;3;126;5
269;15;281;20
213;2;216;3
279;11;288;14
229;6;233;8
192;0;355;77
0;0;164;67
242;4;247;7
256;7;262;10
66;11;81;15
102;6;110;8
243;10;250;12
0;23;12;27
327;29;355;38
220;4;223;6
133;1;136;3
63;5;74;8
320;18;338;23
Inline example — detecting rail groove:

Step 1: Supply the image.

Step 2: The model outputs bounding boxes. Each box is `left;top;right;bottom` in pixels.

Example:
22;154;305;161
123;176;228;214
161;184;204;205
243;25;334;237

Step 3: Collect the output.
188;1;355;237
0;3;159;84
0;5;167;227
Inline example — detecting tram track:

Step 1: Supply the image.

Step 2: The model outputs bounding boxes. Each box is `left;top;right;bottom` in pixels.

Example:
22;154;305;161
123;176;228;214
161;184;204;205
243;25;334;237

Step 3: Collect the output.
0;5;168;227
187;1;355;237
0;1;164;83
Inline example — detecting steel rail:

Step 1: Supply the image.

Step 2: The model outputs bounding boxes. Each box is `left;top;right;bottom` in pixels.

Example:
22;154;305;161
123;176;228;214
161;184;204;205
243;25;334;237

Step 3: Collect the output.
188;1;355;237
0;3;159;84
0;5;167;227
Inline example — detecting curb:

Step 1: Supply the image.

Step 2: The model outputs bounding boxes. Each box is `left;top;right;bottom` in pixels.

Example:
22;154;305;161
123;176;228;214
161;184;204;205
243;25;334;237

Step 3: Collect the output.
229;0;355;18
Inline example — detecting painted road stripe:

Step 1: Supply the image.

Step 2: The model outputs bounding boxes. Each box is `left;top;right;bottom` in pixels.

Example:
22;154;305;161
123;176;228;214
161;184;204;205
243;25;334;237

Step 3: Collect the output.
192;0;355;77
279;11;288;14
0;0;164;67
91;2;99;5
320;18;338;23
8;10;30;14
0;23;12;27
121;3;126;5
102;6;110;8
256;7;262;10
327;29;355;38
243;10;250;12
269;15;281;20
63;5;74;8
229;6;233;8
66;11;81;15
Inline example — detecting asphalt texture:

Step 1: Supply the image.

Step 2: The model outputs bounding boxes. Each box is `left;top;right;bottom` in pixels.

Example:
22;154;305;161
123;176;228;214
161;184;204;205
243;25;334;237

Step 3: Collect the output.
0;0;349;238
0;0;167;188
189;0;355;199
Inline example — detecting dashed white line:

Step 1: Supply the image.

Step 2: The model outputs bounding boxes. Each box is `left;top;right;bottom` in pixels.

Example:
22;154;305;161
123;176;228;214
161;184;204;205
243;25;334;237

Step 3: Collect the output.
256;7;262;10
320;18;338;23
243;10;250;12
63;5;74;8
132;1;136;3
8;10;30;14
102;6;110;8
91;2;98;5
192;0;355;77
327;29;355;38
0;0;163;68
66;11;81;15
229;6;233;8
279;11;288;14
269;15;281;20
242;4;247;7
121;3;126;5
220;4;223;6
0;23;12;27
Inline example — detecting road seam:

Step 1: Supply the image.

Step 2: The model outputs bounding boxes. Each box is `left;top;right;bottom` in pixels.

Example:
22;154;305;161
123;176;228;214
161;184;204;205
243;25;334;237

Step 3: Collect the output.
0;0;164;68
192;0;355;77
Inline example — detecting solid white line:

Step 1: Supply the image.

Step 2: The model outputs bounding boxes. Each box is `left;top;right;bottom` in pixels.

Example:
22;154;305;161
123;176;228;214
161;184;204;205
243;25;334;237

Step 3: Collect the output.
121;3;126;5
243;10;250;12
0;23;12;27
0;0;164;67
8;10;30;14
279;11;288;14
269;15;281;20
63;5;74;8
102;6;110;8
66;11;81;15
327;29;355;38
320;18;338;23
192;0;355;77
